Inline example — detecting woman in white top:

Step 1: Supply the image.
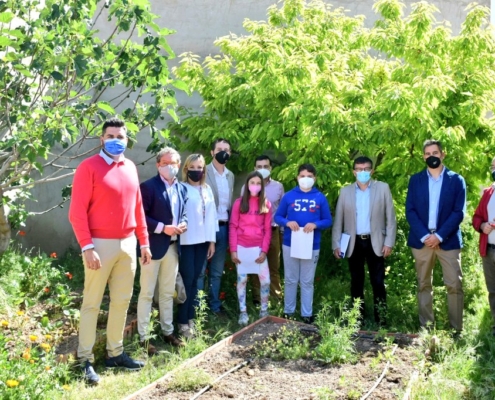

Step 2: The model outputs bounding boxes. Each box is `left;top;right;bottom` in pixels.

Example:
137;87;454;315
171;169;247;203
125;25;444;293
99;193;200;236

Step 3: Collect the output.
178;154;217;337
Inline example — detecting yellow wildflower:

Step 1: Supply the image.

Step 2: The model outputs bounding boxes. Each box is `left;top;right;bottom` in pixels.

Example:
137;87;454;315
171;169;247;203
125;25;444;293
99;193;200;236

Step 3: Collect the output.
40;343;51;352
29;335;38;342
29;360;34;364
22;349;30;360
16;311;25;316
6;379;19;388
44;334;53;341
45;366;51;371
1;320;8;327
62;385;71;391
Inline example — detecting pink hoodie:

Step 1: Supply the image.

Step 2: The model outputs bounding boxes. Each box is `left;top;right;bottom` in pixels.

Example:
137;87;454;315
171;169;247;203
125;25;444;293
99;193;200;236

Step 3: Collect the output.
229;196;272;253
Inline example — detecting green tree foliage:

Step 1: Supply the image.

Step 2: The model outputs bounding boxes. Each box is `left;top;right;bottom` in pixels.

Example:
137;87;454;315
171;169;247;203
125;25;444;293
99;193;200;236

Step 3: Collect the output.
0;0;181;252
173;0;495;206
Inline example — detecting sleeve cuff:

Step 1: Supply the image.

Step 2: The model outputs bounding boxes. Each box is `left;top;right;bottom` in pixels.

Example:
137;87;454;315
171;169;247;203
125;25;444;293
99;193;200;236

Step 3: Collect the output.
155;222;164;234
435;233;443;242
420;234;429;243
81;244;94;252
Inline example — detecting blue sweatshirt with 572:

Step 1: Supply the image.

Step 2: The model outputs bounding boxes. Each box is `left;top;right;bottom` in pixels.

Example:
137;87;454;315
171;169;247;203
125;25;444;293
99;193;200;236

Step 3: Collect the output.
274;186;332;250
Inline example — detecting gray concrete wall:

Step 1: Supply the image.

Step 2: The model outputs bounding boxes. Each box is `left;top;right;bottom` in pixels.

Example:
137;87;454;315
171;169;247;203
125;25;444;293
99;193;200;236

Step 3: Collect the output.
21;0;490;255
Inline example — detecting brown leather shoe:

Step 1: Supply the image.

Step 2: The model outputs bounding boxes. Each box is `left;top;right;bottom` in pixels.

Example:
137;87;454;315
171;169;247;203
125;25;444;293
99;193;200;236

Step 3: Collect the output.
162;333;184;347
139;341;157;356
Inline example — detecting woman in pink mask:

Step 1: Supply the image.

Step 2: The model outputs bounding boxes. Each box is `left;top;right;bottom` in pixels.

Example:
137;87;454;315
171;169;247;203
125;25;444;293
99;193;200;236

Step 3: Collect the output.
229;171;272;325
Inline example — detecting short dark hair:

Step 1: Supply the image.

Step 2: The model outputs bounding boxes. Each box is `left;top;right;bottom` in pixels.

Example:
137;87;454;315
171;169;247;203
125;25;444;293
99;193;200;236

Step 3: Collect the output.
297;163;317;175
255;155;272;166
102;117;126;135
353;156;373;169
211;138;231;151
423;139;442;153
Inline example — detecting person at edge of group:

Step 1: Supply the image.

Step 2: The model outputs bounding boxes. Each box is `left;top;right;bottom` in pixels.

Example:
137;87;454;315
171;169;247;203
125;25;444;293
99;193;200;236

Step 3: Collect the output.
472;156;495;337
332;156;397;325
275;164;332;324
197;138;235;316
177;154;218;338
137;147;188;353
68;117;151;385
240;155;285;305
406;139;466;334
230;171;272;325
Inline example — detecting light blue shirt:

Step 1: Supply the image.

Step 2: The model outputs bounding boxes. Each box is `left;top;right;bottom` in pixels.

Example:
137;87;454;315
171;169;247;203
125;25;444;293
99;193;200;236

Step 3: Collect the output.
355;182;371;235
421;167;445;243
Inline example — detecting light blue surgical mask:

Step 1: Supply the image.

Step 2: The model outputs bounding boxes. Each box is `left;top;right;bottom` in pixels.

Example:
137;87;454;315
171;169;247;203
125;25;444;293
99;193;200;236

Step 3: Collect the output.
104;138;126;156
356;171;371;184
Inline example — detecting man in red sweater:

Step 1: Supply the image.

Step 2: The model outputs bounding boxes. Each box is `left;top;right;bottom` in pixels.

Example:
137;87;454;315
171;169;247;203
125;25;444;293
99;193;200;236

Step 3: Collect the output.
69;117;152;385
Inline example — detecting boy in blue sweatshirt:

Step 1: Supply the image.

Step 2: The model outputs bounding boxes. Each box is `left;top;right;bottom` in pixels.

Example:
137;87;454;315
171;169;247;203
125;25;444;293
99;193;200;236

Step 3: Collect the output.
275;164;332;323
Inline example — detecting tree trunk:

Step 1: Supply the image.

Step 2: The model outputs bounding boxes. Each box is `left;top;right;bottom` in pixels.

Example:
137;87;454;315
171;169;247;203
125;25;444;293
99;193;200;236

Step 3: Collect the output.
0;188;12;255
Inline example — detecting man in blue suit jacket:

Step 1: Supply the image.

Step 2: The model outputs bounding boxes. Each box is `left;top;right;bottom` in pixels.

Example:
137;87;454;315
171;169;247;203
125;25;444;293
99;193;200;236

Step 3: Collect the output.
406;139;466;332
137;147;188;352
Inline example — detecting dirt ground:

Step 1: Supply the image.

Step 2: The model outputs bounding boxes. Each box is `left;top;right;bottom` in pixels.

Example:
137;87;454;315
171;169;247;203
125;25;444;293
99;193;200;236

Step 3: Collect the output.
135;321;419;400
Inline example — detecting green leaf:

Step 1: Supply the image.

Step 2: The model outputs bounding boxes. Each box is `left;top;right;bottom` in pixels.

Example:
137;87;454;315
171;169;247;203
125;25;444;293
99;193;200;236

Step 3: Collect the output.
97;102;116;114
0;11;14;23
50;71;64;81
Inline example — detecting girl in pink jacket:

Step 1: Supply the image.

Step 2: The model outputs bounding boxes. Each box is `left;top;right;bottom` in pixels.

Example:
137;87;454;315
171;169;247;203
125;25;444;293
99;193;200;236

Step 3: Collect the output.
230;171;272;325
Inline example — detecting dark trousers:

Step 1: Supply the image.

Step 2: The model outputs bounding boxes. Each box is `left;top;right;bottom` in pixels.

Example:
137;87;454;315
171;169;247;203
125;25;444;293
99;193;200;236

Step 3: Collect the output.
348;237;387;323
177;242;210;324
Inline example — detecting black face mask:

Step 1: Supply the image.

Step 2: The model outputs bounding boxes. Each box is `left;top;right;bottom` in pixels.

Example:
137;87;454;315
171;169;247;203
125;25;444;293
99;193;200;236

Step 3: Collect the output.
187;170;203;183
425;156;441;169
491;171;495;181
214;151;230;165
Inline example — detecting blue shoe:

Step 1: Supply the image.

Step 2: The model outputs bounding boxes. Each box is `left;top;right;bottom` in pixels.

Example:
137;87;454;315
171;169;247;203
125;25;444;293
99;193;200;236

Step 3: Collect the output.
105;352;145;370
82;360;100;385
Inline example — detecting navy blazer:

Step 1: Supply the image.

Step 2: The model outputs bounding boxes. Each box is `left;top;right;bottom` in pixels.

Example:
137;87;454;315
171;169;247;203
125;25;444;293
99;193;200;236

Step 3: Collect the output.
405;167;466;250
139;174;188;260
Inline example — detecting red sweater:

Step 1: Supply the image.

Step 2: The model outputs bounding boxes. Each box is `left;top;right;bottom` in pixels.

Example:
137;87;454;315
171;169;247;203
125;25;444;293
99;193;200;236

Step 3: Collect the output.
472;186;495;257
229;196;272;253
69;153;149;248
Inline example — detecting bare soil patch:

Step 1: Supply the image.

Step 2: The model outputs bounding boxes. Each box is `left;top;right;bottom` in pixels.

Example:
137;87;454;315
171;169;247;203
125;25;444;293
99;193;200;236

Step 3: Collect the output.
135;321;419;400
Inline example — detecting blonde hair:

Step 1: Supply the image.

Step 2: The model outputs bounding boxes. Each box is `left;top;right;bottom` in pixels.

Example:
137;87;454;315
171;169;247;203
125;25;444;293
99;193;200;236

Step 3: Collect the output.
182;154;207;186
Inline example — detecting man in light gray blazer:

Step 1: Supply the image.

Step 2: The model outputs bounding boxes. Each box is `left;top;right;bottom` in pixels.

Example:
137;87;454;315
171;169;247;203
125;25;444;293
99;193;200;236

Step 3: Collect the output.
332;156;396;324
197;138;235;315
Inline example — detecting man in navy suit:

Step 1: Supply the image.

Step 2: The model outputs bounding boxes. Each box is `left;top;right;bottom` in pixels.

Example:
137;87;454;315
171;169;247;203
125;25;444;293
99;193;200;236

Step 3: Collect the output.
406;139;466;332
137;147;188;352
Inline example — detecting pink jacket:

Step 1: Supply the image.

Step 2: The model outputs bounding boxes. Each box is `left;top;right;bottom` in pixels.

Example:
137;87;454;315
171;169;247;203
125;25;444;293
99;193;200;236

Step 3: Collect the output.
229;196;272;253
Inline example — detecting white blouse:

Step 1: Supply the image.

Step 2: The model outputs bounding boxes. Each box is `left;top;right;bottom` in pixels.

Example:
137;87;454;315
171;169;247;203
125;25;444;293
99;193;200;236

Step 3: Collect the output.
180;182;218;245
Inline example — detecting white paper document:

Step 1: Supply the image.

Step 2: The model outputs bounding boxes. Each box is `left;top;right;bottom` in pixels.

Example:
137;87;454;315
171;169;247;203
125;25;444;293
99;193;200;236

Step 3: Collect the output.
237;245;265;274
339;233;351;258
290;230;314;259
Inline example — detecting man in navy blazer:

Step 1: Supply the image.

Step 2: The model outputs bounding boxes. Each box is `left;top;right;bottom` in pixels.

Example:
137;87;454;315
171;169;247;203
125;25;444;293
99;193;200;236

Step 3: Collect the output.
406;139;466;332
137;147;188;352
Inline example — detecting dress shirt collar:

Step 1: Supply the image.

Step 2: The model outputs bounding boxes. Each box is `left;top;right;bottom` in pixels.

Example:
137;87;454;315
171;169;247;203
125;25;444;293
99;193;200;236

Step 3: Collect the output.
426;165;445;181
99;149;125;165
160;174;177;188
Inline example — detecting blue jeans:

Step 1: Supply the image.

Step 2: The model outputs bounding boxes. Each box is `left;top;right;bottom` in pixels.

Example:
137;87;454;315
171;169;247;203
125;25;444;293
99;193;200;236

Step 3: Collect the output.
197;224;228;312
177;242;209;324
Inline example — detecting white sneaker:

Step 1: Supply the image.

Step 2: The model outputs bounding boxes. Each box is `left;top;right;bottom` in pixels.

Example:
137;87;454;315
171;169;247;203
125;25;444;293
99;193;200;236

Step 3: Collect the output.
259;309;269;318
238;312;249;326
179;324;193;339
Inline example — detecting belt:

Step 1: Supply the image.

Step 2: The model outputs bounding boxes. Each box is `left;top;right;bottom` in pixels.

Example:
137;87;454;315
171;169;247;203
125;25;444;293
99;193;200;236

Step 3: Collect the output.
170;240;177;244
271;226;279;231
218;221;228;226
357;234;370;240
488;243;495;250
430;229;436;234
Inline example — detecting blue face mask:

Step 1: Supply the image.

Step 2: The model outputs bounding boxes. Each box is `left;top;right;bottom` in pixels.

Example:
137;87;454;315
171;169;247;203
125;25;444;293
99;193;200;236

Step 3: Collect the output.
357;171;371;184
104;138;126;156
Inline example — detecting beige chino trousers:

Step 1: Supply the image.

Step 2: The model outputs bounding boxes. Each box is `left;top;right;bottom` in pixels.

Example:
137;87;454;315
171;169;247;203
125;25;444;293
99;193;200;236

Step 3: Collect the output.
77;236;137;363
412;246;464;331
137;243;179;339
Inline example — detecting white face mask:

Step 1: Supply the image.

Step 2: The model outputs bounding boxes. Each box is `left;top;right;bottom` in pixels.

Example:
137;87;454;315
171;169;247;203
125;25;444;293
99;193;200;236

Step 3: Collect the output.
258;168;271;179
159;165;178;180
298;177;315;190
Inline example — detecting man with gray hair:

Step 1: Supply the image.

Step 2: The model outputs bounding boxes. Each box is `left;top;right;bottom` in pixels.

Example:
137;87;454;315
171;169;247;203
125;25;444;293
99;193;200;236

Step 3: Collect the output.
137;147;188;351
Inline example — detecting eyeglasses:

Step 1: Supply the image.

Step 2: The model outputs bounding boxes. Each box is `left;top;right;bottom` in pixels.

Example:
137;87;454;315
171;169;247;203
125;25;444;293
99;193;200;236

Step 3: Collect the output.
354;168;372;172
